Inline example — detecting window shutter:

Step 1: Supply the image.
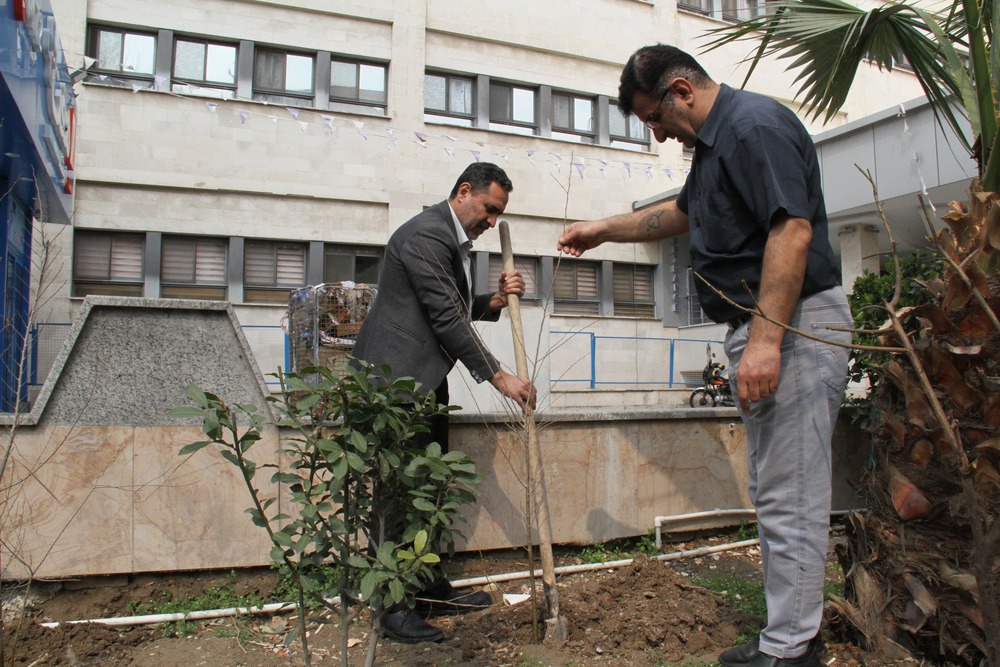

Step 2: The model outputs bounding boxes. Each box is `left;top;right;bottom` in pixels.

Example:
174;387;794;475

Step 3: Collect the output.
163;237;227;284
488;255;538;299
75;233;144;281
275;244;306;286
614;264;654;317
553;260;598;315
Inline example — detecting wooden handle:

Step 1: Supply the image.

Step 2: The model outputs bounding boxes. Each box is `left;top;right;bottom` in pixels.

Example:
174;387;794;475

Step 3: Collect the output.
499;221;529;381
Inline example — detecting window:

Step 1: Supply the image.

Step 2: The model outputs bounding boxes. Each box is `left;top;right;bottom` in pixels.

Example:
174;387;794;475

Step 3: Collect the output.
323;244;382;286
553;260;599;315
552;92;595;143
172;38;237;98
723;0;765;21
330;59;387;113
677;0;712;14
609;103;649;150
73;231;145;297
613;264;655;317
488;255;539;302
686;267;711;325
489;82;537;135
253;49;314;105
244;240;307;303
425;72;475;127
88;26;157;88
161;236;228;300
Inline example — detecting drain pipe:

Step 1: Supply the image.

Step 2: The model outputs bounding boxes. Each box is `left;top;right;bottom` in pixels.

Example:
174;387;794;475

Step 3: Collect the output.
38;538;761;630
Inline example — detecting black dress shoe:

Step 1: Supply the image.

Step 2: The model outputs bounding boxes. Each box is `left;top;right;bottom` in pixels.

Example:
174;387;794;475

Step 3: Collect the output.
720;634;823;667
719;634;760;665
415;579;493;617
379;607;444;644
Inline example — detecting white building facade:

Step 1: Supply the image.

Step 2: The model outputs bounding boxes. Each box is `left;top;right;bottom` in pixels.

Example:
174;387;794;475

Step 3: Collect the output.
35;0;944;410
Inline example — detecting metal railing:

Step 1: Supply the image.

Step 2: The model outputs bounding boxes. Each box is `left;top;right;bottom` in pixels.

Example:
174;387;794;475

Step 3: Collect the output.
550;330;723;390
26;323;722;393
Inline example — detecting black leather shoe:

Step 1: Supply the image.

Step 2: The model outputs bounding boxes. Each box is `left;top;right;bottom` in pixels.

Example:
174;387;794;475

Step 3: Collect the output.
415;579;493;617
379;607;444;644
719;634;760;665
720;634;823;667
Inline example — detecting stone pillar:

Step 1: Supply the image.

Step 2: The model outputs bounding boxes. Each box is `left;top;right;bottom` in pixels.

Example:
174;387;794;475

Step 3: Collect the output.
838;224;880;293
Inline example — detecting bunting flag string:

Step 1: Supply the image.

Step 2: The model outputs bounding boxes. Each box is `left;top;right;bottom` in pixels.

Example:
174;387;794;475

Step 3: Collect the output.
80;72;696;185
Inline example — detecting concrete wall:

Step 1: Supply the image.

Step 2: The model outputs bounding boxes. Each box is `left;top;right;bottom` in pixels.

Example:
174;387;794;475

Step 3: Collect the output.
1;299;867;579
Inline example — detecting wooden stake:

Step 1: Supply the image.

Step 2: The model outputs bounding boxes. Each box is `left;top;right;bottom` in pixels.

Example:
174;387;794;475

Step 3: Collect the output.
498;220;567;643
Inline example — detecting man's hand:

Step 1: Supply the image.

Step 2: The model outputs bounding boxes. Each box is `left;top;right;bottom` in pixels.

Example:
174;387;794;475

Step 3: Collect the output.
558;220;605;257
490;270;525;311
736;336;782;412
490;370;537;412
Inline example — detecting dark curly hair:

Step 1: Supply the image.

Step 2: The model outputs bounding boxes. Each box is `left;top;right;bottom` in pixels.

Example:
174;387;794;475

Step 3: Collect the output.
618;44;713;117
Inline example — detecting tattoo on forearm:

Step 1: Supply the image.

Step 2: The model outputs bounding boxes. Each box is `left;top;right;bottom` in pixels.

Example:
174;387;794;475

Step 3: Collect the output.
645;211;663;236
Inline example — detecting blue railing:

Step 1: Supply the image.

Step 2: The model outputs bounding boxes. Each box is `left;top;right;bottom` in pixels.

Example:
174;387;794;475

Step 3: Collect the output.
28;323;722;392
550;330;723;390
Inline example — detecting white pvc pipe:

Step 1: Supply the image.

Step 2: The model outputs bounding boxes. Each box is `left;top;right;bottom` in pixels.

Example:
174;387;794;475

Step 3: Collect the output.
38;539;761;630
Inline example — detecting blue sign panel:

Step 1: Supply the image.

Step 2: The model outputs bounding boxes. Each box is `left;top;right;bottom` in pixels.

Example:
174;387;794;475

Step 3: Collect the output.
0;0;76;225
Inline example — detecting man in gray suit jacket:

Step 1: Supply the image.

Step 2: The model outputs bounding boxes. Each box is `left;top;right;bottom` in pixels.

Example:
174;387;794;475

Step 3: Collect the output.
354;162;535;644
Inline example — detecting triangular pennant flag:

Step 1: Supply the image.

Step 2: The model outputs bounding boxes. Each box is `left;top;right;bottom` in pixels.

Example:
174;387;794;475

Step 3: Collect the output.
83;55;97;69
298;121;309;132
444;146;454;156
352;120;367;139
470;150;481;162
623;161;632;177
287;107;300;119
645;165;653;179
239;110;250;124
154;75;168;89
575;162;585;179
413;131;427;147
206;102;218;113
130;82;143;93
268;115;278;124
386;127;394;136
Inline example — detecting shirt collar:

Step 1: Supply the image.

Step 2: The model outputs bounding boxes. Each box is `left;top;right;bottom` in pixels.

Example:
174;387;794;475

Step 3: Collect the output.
696;83;735;150
448;202;473;249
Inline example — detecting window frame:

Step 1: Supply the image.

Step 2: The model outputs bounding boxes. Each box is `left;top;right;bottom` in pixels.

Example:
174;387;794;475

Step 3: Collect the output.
72;230;146;298
160;234;229;300
329;57;388;112
171;36;238;97
322;243;384;286
685;267;711;325
252;47;316;105
552;259;600;315
551;91;597;143
87;25;158;86
424;71;476;125
244;239;308;304
612;263;655;318
609;100;651;149
489;81;539;135
487;254;540;303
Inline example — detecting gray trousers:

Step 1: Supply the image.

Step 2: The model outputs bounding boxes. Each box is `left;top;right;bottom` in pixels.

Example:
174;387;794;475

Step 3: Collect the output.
724;286;852;658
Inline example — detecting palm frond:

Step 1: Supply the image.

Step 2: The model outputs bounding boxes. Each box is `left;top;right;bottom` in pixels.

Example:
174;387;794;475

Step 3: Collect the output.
701;0;971;152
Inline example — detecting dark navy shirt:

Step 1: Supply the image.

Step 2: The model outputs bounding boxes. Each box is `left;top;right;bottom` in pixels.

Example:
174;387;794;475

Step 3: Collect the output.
676;84;840;323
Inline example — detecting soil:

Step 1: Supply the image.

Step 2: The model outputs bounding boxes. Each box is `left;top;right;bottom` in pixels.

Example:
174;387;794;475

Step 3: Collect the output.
2;530;916;667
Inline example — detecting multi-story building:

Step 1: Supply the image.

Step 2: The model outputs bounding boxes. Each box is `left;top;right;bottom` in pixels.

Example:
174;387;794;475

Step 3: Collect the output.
32;0;956;411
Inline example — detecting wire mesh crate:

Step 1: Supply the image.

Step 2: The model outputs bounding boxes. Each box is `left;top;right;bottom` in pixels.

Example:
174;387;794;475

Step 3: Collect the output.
286;282;377;378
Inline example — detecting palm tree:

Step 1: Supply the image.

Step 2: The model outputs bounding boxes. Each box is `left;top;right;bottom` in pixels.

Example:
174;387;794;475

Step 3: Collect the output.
707;2;1000;665
704;0;998;190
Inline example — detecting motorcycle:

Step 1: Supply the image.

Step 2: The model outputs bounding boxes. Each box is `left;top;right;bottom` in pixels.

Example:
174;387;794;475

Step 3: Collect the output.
689;344;735;408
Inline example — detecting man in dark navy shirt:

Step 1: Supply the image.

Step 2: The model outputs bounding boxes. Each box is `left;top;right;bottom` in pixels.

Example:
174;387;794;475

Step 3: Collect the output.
558;44;852;667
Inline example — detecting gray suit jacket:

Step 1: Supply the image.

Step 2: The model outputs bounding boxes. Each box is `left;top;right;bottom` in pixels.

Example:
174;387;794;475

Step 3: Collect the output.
353;200;501;392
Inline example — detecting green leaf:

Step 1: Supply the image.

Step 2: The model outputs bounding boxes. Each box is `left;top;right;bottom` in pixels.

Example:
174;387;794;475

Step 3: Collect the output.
178;441;212;456
414;529;428;555
412;498;437;513
360;571;376;600
219;449;240;467
185;384;209;407
419;553;441;565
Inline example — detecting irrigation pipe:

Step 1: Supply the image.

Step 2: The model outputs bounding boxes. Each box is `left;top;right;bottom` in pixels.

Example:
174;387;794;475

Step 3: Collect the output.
39;538;761;631
654;508;852;550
